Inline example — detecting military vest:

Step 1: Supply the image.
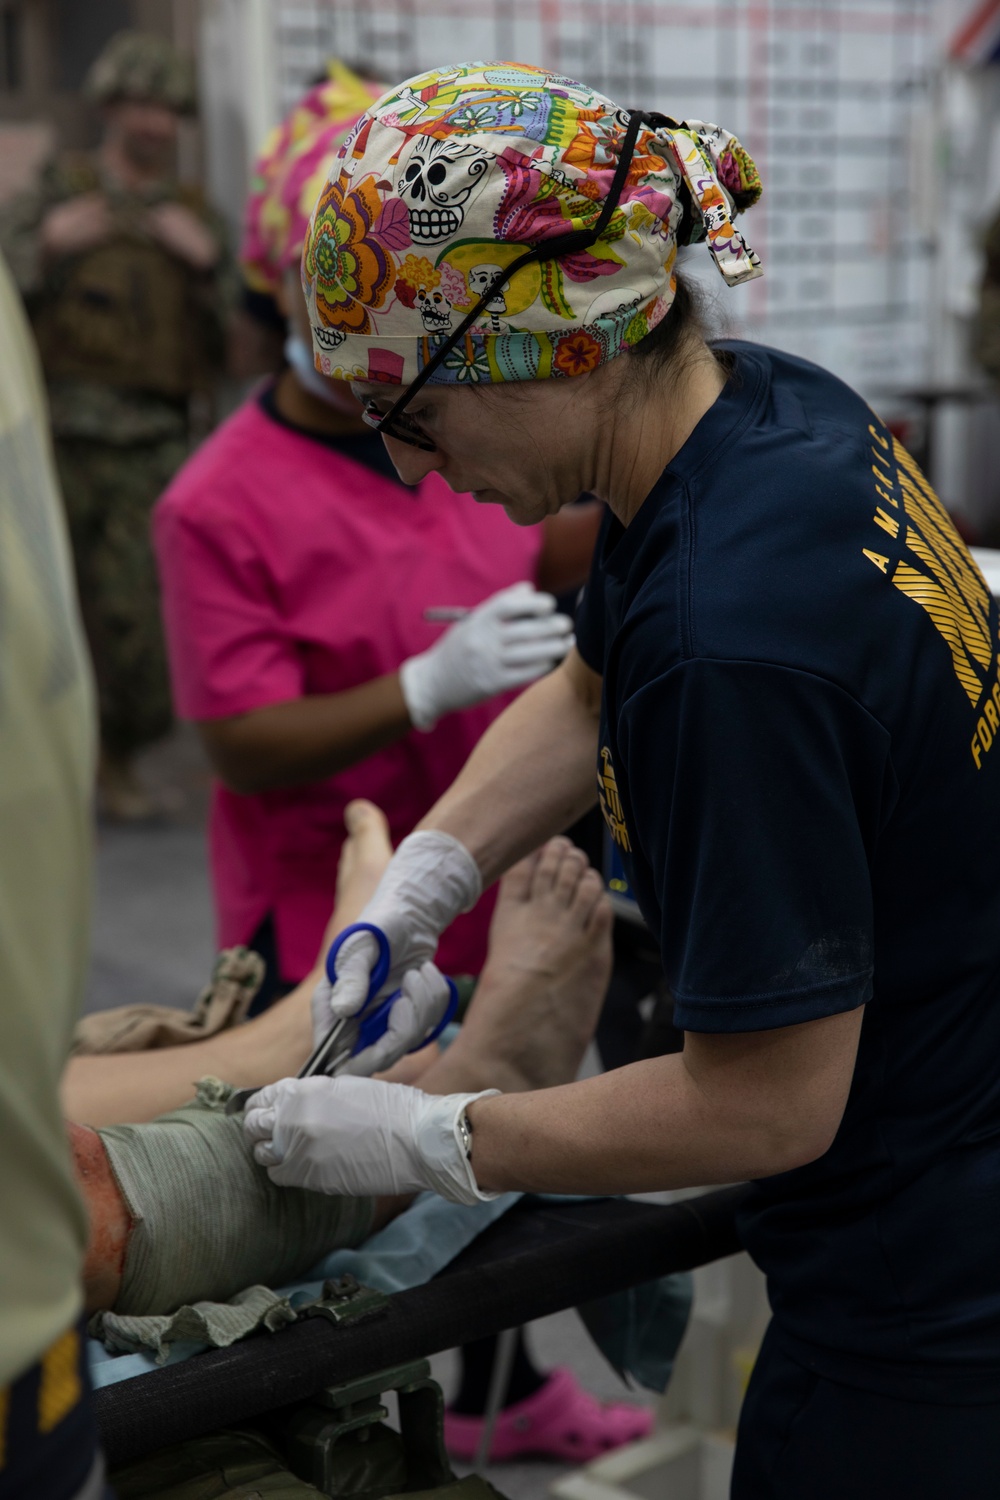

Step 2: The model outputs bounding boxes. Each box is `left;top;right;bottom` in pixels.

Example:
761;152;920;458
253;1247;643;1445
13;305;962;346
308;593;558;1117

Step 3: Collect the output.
31;157;222;399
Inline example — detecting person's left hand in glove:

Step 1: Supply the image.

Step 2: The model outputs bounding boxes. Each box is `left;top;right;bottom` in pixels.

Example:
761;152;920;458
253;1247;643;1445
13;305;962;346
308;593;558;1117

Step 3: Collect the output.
337;961;452;1078
243;1074;499;1203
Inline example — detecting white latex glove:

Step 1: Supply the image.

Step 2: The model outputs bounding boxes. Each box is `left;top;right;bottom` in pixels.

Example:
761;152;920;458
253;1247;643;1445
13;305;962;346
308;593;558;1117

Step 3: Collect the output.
310;830;481;1045
400;582;573;732
337;961;452;1078
243;1074;500;1204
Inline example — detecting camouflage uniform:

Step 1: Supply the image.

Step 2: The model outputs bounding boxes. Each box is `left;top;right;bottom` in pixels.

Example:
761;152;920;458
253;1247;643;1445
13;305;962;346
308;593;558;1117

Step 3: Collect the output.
0;33;234;757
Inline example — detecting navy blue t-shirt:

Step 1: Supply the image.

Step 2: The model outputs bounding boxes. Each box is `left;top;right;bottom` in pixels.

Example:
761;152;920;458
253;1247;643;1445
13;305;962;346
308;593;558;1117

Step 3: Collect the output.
575;342;1000;1401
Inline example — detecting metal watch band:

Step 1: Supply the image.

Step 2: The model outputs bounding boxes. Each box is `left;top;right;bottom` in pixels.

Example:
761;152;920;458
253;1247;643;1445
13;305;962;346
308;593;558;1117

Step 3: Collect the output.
457;1108;473;1160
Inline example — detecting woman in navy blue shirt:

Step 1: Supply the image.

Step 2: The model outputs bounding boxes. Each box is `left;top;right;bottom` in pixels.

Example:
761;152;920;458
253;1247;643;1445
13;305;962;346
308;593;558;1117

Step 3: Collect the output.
243;63;1000;1497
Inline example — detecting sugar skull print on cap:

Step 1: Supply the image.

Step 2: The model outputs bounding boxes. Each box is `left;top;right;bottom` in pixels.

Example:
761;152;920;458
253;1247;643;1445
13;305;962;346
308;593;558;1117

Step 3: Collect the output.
301;60;762;390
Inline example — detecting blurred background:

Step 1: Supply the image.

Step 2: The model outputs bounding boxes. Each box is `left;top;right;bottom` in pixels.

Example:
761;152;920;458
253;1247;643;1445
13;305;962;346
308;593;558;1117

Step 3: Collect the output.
5;4;1000;1493
6;0;1000;523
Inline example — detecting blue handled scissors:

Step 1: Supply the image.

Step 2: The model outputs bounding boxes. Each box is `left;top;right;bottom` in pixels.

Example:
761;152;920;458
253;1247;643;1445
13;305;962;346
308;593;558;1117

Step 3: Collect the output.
225;922;457;1114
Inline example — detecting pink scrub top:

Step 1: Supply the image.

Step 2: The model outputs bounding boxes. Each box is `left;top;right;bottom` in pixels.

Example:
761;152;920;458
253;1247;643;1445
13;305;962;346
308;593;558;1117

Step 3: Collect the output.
153;391;543;983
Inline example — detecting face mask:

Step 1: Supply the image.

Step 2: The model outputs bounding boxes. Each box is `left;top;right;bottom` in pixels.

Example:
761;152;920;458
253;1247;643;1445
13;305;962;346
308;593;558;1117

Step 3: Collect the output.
284;333;360;414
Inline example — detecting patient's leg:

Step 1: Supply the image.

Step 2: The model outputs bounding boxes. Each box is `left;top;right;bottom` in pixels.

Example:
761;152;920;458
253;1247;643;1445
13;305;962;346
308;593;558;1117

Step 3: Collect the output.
74;836;613;1319
72;1121;131;1312
72;1089;375;1317
61;799;395;1126
70;801;399;1316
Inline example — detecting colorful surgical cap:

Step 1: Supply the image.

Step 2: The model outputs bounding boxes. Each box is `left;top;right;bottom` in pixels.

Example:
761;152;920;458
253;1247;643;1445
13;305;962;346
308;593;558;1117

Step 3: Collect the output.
301;60;762;386
241;60;383;297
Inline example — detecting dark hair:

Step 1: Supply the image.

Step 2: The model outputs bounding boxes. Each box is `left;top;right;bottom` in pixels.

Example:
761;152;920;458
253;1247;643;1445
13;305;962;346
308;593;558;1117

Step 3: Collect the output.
624;270;733;392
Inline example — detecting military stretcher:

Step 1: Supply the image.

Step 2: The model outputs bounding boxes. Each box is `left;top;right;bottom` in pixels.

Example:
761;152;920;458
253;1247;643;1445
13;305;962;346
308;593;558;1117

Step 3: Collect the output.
94;1185;747;1470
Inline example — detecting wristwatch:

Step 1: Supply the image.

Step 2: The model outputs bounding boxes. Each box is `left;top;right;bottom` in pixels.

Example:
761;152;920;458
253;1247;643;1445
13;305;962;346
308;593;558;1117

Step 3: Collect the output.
457;1107;473;1160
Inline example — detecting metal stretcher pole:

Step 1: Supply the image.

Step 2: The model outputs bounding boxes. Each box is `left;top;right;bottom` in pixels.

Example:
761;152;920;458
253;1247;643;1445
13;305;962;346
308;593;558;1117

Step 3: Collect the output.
474;1325;520;1469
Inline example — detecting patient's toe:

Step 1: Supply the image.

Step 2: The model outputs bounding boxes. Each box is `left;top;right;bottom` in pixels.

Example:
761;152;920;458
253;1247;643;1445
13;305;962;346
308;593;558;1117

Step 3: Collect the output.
498;847;541;905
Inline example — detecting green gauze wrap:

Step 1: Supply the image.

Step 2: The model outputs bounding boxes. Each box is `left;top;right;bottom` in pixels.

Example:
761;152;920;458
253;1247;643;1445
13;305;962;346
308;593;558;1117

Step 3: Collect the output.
98;1078;375;1317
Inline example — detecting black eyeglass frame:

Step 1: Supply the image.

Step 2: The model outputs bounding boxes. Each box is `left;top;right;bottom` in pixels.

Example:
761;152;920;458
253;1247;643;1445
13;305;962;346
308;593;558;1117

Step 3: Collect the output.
362;107;665;451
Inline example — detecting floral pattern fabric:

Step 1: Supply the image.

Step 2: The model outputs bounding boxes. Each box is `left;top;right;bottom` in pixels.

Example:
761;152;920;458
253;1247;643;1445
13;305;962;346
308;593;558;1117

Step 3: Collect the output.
241;61;382;297
301;61;763;386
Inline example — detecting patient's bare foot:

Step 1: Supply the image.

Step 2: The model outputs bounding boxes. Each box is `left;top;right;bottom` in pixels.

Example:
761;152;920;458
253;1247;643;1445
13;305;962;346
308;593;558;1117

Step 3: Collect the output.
332;800;393;930
248;800;395;1077
428;838;612;1097
69;1122;131;1313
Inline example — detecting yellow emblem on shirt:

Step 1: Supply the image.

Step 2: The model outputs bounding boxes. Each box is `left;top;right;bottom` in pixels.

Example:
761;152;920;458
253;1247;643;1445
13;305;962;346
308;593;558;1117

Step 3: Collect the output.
597;745;631;851
863;421;1000;769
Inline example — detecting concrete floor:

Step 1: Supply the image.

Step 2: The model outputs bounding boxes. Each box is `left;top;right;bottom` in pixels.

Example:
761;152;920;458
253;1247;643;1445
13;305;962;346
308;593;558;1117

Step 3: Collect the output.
85;726;216;1017
85;727;658;1499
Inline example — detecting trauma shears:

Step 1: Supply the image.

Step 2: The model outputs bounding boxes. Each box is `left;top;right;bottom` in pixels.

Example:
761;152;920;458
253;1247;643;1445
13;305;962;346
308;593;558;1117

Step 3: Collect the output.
225;922;458;1115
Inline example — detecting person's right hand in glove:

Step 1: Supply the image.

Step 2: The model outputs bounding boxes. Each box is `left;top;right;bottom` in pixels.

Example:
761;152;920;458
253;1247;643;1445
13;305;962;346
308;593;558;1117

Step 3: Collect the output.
310;829;482;1047
400;581;573;732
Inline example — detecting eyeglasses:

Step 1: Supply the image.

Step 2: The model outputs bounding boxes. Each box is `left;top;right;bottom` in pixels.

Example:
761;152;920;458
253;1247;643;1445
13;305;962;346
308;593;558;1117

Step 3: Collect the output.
361;398;436;451
363;107;660;453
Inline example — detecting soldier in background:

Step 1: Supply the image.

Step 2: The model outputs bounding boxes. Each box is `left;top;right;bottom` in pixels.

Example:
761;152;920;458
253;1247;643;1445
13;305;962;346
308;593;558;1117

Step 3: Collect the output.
0;30;234;820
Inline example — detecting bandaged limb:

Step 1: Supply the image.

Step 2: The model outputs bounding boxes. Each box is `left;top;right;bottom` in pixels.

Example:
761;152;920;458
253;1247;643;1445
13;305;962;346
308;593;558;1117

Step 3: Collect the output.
72;1083;377;1317
72;826;614;1317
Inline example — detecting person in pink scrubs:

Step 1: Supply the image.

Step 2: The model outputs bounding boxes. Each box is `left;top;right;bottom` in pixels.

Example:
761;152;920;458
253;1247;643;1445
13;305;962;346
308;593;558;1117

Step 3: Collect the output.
153;70;597;1005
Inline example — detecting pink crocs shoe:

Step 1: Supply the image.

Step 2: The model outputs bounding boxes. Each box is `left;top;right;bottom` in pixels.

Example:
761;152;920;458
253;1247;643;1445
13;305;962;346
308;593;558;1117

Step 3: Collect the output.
444;1366;654;1463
